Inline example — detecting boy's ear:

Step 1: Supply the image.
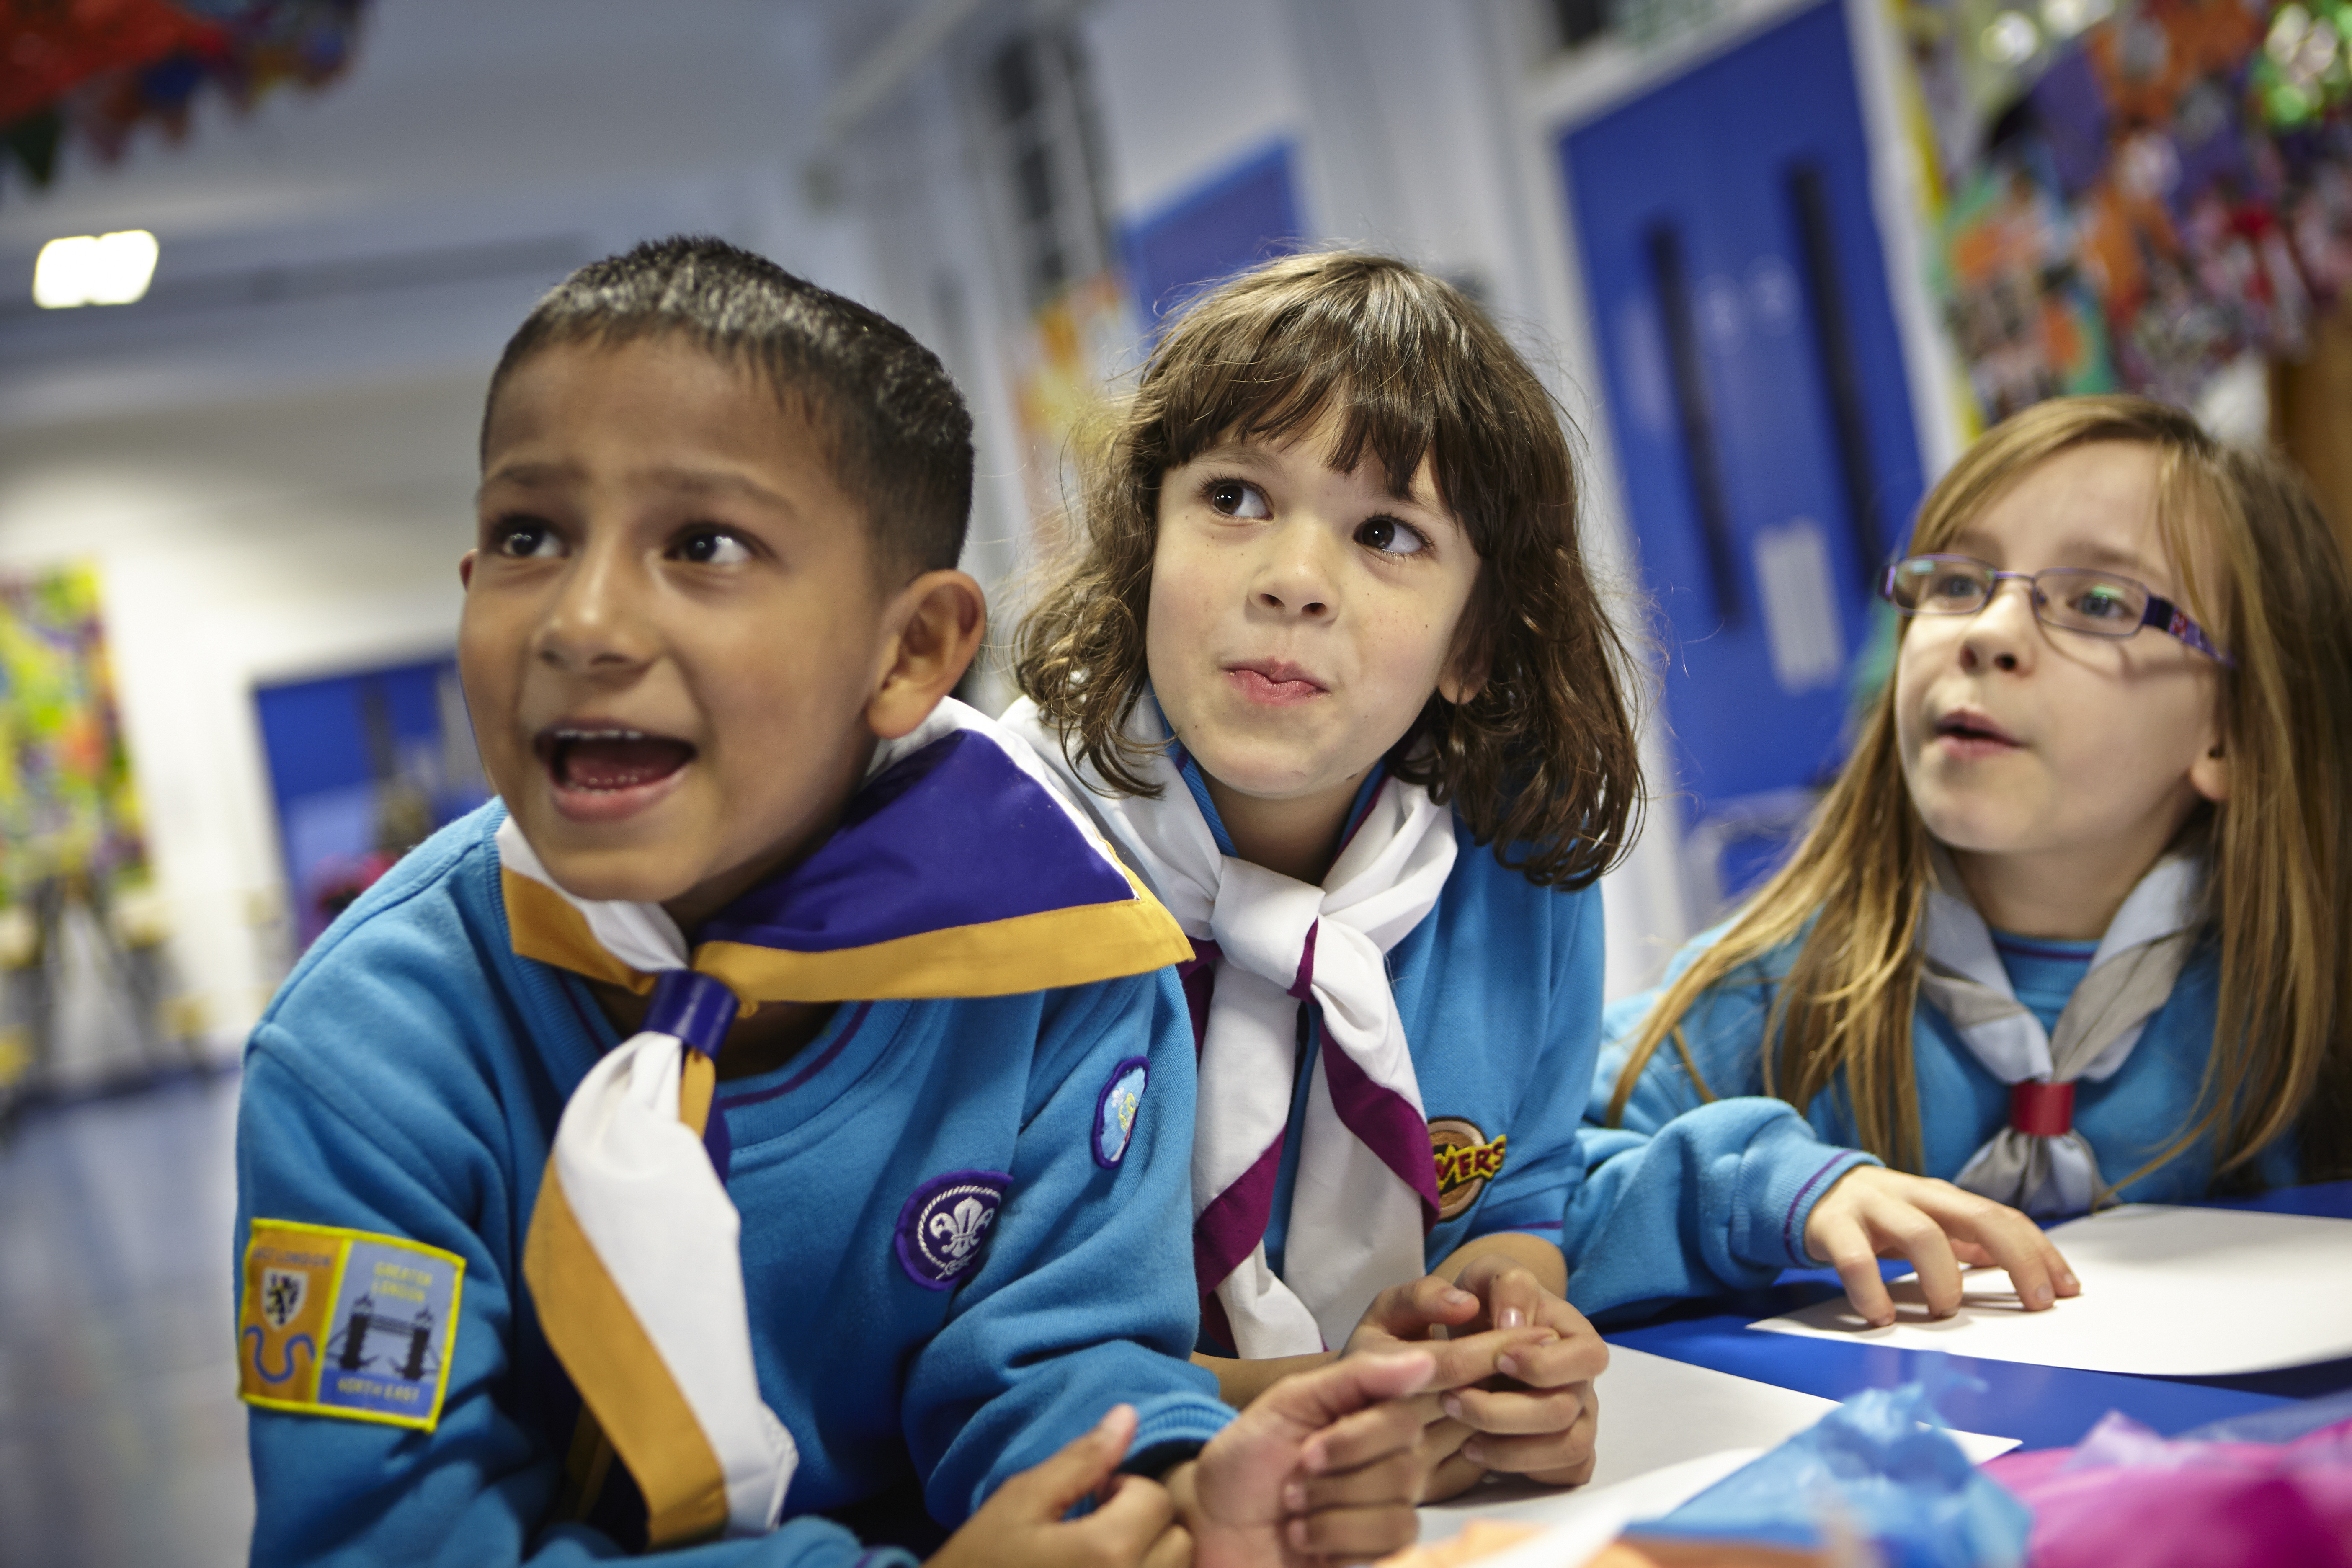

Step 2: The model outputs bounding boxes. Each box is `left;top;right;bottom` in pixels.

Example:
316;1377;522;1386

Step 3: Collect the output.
459;549;477;590
867;569;988;740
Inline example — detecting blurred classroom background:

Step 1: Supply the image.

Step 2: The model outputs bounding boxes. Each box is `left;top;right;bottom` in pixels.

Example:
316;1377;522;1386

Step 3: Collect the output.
2;0;2348;1561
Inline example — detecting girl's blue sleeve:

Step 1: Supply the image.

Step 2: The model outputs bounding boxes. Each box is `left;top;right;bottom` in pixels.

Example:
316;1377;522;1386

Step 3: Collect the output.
1460;881;1606;1244
903;970;1232;1524
1560;948;1879;1322
237;1044;916;1568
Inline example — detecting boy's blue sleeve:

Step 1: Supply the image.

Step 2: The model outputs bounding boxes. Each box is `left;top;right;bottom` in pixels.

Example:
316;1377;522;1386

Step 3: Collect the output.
905;969;1233;1522
1561;954;1878;1321
237;1040;914;1568
1461;882;1604;1246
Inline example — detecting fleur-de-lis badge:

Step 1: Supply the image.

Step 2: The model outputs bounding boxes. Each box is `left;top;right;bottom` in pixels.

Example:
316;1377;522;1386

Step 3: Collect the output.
896;1170;1011;1289
926;1196;995;1261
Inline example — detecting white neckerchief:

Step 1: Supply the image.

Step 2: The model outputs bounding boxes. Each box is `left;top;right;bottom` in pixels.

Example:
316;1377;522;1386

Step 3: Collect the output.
1000;694;1455;1356
1917;847;2205;1216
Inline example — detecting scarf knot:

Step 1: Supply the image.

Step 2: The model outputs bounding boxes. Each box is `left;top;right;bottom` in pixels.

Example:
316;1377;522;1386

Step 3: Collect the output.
647;969;738;1058
1918;847;2205;1217
1001;694;1456;1357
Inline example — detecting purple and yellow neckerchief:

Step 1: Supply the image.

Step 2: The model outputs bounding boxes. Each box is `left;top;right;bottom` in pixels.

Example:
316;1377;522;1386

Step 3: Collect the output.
505;699;1191;1547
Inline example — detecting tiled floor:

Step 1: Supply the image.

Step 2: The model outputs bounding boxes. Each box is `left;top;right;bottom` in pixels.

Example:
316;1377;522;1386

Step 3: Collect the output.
0;1070;253;1568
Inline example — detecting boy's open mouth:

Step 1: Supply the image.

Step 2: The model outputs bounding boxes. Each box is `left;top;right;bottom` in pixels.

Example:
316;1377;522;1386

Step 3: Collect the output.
536;727;697;792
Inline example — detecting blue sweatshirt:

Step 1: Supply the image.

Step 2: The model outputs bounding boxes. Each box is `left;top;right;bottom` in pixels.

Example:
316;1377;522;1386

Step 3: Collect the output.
1561;923;2296;1322
234;804;1230;1567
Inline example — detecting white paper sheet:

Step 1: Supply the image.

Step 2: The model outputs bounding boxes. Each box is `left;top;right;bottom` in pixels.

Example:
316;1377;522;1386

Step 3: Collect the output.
1749;1202;2352;1375
1413;1344;2019;1548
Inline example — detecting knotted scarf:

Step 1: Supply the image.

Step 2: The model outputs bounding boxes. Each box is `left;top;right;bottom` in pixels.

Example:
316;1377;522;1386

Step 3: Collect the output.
507;697;1190;1545
1001;695;1453;1358
1916;847;2205;1217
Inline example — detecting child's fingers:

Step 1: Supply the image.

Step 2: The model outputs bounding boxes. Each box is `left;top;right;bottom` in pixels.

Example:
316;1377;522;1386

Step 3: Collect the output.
1408;1326;1558;1393
1923;1187;2078;1309
1475;1264;1547;1333
1140;1521;1193;1568
1877;1199;1966;1316
1420;1447;1490;1504
1280;1448;1425;1516
1283;1501;1421;1563
1816;1216;1899;1326
1353;1274;1483;1345
1081;1472;1177;1558
1442;1381;1587;1436
997;1403;1138;1520
1268;1349;1435;1439
1493;1330;1608;1390
1298;1391;1428;1476
1473;1382;1600;1485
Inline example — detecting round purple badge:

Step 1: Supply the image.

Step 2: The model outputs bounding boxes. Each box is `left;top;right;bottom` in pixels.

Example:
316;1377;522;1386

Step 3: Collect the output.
894;1170;1011;1290
1093;1057;1150;1169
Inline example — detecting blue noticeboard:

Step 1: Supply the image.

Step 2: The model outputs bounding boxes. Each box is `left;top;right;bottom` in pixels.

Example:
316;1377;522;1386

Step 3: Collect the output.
1561;2;1926;908
1121;140;1303;325
253;656;490;948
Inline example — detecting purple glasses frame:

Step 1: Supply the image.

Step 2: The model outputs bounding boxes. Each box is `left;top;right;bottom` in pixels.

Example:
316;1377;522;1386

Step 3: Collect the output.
1880;554;2235;668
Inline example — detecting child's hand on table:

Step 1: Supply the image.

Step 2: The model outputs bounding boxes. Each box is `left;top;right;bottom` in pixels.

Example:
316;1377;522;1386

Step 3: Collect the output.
1803;1166;2081;1327
1346;1260;1609;1503
928;1404;1189;1568
1171;1348;1438;1568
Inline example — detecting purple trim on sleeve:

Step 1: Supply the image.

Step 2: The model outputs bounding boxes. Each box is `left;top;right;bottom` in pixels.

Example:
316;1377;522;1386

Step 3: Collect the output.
1781;1151;1856;1265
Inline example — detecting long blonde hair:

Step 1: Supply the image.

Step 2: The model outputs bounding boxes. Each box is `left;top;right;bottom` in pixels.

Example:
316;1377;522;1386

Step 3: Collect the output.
1607;395;2352;1186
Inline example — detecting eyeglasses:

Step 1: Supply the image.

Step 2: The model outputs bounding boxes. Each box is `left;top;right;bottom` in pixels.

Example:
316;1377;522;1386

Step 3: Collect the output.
1880;554;2233;667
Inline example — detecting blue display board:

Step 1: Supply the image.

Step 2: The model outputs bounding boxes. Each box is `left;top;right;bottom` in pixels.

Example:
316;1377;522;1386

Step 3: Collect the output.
1120;139;1303;325
253;657;489;947
1561;2;1926;905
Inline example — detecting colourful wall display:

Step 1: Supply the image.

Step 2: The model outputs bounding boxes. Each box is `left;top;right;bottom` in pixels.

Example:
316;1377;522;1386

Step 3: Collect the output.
0;563;144;909
3;0;374;193
1905;0;2352;420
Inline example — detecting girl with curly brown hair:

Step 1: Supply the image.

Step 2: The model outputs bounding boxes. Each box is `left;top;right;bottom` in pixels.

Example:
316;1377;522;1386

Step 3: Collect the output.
1003;250;1645;1502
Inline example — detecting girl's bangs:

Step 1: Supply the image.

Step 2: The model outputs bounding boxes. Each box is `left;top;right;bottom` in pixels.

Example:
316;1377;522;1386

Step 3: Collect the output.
1152;291;1470;511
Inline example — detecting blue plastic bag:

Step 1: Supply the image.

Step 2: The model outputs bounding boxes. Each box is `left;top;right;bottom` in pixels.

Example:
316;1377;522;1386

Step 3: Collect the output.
1631;1375;2031;1568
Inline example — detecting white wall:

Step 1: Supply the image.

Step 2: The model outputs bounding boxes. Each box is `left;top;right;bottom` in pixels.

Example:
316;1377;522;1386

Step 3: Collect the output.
0;377;480;1061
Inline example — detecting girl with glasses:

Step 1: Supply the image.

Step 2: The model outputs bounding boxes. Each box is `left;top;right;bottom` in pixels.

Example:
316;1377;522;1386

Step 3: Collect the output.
1564;394;2352;1328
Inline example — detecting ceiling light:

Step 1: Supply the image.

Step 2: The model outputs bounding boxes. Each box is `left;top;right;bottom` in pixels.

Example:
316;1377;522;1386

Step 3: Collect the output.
32;231;160;309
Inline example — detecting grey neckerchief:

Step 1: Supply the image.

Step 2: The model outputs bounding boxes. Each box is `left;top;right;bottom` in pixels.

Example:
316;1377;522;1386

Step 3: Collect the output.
1915;846;2205;1216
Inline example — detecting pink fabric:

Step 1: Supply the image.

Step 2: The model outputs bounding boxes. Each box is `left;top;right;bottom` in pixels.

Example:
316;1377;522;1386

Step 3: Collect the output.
1984;1413;2352;1568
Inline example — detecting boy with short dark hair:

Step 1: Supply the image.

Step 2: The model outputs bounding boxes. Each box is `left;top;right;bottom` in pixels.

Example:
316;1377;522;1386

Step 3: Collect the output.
234;237;1432;1567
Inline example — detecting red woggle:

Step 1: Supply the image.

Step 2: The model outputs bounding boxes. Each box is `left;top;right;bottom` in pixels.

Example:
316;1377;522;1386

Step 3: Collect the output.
2010;1080;2076;1137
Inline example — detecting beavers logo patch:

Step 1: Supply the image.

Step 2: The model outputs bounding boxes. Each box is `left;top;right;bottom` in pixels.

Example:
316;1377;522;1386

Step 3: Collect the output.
1428;1117;1507;1221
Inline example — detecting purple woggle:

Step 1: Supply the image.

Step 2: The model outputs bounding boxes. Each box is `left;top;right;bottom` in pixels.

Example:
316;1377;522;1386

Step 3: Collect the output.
645;969;738;1058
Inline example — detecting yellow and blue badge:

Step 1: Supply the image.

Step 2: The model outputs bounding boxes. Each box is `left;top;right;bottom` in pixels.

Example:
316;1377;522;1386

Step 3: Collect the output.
238;1220;464;1431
